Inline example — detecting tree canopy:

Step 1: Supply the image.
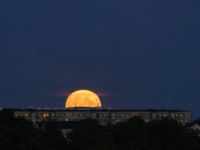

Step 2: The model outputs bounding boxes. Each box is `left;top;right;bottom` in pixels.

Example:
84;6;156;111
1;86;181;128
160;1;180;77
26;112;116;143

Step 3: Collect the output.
1;109;200;150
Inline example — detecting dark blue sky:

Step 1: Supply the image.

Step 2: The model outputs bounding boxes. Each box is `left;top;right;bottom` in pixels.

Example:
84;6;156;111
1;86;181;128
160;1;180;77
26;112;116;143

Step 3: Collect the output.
1;0;200;118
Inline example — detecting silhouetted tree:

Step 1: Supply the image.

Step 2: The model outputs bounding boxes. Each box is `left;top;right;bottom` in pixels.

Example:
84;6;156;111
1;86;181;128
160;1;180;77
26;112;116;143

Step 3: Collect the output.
71;119;116;150
0;109;68;150
141;119;200;150
112;117;200;150
112;117;146;150
1;109;200;150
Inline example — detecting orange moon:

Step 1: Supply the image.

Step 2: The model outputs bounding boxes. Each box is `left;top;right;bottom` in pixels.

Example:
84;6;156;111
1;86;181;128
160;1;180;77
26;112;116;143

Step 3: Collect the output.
65;90;102;108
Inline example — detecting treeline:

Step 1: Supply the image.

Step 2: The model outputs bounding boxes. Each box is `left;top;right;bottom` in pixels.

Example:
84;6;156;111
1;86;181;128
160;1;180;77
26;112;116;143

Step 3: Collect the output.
0;109;67;150
0;109;200;150
71;118;200;150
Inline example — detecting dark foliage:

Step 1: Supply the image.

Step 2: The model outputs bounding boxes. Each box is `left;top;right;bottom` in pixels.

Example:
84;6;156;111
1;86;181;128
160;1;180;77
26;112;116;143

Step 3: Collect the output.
70;117;200;150
111;117;146;150
1;109;200;150
0;109;68;150
110;118;200;150
71;119;116;150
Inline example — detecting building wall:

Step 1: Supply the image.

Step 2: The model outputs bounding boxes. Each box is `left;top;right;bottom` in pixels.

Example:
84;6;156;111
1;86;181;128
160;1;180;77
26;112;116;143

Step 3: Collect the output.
14;109;192;125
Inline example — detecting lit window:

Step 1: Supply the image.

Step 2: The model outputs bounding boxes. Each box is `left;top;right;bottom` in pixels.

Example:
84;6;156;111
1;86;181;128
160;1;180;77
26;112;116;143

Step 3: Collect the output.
43;113;49;117
153;113;157;117
163;113;167;117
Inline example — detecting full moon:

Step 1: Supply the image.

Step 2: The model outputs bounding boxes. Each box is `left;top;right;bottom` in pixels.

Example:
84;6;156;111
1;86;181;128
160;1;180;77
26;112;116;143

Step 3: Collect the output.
65;90;102;108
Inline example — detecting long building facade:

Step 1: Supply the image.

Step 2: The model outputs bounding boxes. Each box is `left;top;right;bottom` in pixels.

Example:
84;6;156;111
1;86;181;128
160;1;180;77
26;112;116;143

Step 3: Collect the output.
13;108;192;125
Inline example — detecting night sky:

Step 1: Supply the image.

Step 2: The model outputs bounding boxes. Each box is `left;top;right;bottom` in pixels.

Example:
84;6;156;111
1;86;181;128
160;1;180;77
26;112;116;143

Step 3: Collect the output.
1;1;200;118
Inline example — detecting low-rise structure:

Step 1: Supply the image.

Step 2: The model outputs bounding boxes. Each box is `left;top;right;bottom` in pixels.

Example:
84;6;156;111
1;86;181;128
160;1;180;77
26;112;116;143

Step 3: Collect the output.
13;108;191;125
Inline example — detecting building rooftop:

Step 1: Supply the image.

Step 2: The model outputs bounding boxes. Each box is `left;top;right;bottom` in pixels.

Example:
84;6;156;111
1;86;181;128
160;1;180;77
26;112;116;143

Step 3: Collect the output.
8;108;191;113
